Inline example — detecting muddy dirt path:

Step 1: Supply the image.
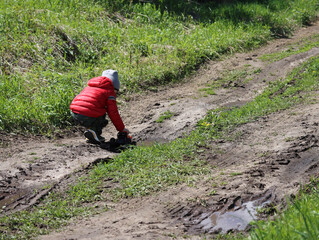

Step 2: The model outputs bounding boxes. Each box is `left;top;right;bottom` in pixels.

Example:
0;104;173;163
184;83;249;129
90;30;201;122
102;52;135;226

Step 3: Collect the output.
39;101;319;240
1;22;319;239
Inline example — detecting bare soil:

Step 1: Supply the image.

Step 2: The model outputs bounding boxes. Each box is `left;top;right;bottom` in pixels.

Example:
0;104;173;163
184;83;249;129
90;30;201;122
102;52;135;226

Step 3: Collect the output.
1;22;319;240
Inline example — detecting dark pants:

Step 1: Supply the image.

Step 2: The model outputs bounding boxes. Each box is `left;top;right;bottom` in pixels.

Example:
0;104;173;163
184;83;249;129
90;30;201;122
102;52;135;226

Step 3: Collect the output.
71;112;108;136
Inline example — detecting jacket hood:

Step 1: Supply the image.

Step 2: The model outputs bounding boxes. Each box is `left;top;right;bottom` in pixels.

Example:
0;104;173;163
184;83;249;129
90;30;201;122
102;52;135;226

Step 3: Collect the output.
87;76;114;90
102;69;120;91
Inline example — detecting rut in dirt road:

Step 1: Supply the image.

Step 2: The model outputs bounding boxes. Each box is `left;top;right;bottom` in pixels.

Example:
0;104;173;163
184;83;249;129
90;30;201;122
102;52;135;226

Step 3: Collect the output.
38;96;319;239
172;117;319;235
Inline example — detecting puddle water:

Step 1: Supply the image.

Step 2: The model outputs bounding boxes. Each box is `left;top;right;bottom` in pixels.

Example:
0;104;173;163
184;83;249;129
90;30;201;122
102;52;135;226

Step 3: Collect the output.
194;199;270;234
0;190;28;211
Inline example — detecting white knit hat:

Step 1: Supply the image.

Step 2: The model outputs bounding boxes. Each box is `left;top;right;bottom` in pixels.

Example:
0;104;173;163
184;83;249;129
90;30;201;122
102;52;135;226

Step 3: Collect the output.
102;69;120;91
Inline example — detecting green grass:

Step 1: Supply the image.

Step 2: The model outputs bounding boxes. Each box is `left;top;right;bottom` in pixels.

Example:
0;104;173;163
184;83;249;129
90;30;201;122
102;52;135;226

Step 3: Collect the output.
249;179;319;240
199;66;262;94
260;34;319;62
199;87;217;96
1;0;318;133
198;56;319;136
156;110;175;123
1;52;319;240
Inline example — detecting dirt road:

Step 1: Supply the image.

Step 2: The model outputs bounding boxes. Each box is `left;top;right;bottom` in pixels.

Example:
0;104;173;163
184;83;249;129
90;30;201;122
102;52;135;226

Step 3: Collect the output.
1;22;319;239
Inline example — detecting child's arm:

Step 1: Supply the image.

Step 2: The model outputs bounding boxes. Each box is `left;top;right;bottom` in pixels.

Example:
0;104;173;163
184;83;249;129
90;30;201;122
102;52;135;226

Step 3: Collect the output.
106;96;125;132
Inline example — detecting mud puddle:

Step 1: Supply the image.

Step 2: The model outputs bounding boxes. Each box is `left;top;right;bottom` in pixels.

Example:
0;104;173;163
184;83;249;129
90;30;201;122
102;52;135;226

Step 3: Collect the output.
0;190;28;210
193;196;271;234
169;188;277;236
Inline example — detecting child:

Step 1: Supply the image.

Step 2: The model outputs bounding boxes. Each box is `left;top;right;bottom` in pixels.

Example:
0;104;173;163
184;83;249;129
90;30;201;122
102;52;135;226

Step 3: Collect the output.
70;69;129;144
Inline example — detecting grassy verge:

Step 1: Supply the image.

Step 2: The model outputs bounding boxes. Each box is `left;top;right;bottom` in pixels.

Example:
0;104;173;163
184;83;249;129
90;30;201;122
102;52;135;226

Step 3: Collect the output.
198;66;262;95
260;34;319;62
1;52;319;239
248;179;319;240
198;56;319;136
1;0;318;133
199;32;319;95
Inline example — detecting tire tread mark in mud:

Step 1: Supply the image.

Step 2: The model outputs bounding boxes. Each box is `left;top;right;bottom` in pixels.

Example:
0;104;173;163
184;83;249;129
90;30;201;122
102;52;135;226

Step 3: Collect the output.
0;156;113;216
169;133;319;235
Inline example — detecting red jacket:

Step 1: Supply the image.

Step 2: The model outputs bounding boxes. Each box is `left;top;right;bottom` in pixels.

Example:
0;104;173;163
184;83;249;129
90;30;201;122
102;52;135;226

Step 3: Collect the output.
70;76;125;131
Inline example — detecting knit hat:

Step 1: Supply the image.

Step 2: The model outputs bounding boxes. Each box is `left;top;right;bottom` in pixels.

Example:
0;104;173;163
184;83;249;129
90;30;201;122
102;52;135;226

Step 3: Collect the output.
102;69;120;91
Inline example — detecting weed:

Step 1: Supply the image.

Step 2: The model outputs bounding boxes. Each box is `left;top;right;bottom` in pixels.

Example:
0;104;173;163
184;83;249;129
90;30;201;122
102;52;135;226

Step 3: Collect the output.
260;34;319;63
230;172;243;177
258;152;270;158
284;136;296;142
199;87;217;96
209;190;217;196
156;110;175;123
41;185;52;190
211;183;218;188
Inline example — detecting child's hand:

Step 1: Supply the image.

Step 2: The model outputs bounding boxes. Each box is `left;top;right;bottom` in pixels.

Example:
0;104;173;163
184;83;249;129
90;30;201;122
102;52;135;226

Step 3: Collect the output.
122;128;130;134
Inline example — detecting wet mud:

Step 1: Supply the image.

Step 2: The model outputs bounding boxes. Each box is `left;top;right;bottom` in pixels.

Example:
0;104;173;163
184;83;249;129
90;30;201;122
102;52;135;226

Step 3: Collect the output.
1;22;319;239
169;129;319;235
184;194;273;234
0;134;116;215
